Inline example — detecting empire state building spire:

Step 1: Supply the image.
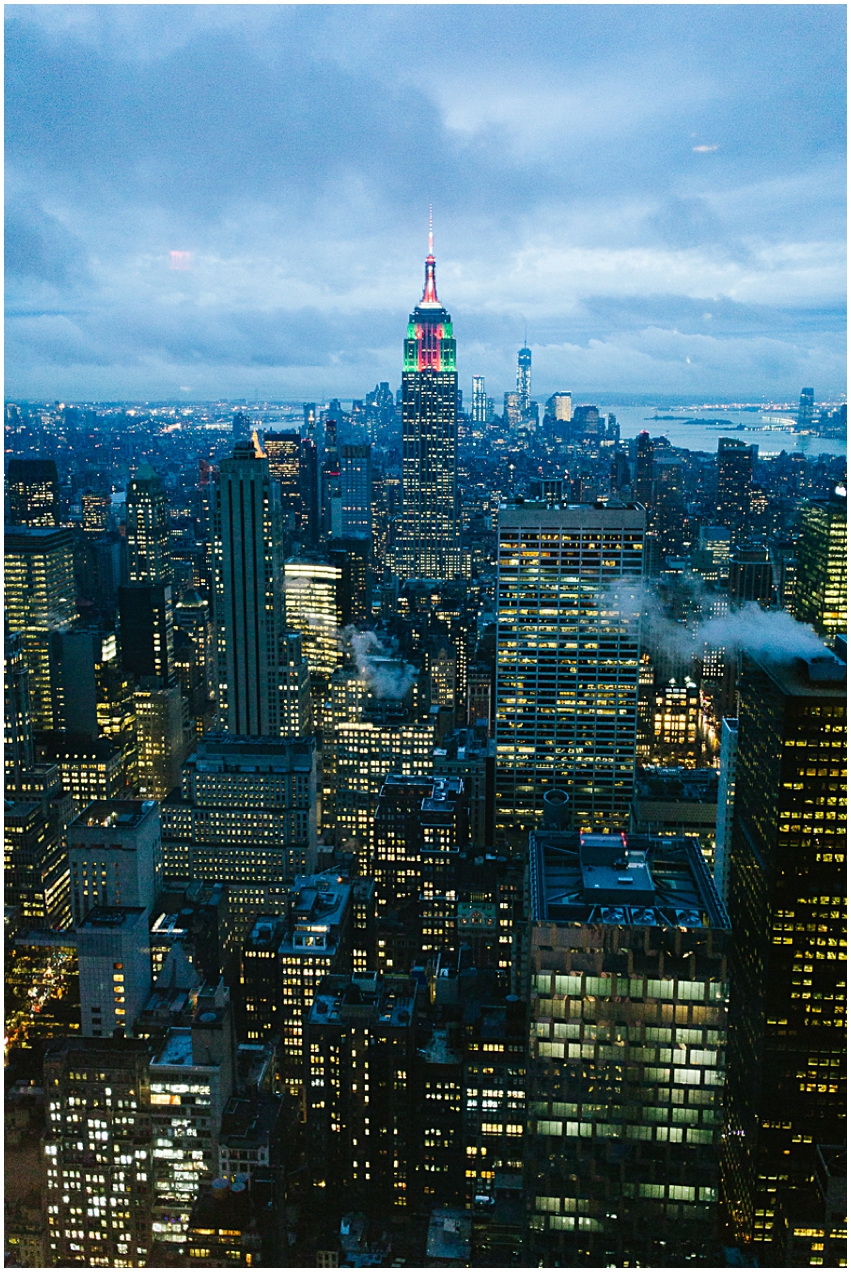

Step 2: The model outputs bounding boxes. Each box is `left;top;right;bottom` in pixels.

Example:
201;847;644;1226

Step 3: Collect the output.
420;205;440;307
396;213;460;581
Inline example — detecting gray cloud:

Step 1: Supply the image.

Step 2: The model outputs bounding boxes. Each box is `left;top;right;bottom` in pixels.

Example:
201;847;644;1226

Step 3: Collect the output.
4;5;846;400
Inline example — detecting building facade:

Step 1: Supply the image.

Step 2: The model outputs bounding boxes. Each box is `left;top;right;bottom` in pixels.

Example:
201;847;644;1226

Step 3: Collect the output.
526;829;730;1266
495;500;645;841
793;492;847;637
43;1037;153;1267
398;227;459;580
722;649;846;1254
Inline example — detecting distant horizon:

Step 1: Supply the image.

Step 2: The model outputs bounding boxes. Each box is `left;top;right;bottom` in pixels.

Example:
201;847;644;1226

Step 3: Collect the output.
6;7;845;402
6;392;846;411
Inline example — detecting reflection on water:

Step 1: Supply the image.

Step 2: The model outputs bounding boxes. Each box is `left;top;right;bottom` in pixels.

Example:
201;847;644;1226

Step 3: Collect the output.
606;405;846;458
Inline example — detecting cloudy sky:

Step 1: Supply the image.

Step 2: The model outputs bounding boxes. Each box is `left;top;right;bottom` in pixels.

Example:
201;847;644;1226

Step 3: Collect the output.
5;4;846;404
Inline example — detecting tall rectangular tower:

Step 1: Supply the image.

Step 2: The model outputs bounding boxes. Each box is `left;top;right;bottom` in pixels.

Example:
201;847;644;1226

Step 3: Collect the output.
793;491;847;637
339;444;373;543
398;224;459;580
516;344;532;415
495;499;645;840
4;526;77;730
526;829;730;1267
716;437;756;544
126;462;172;586
213;442;287;736
722;648;846;1254
471;375;487;424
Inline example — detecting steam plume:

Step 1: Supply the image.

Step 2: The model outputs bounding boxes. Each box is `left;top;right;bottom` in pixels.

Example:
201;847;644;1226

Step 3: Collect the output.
343;627;417;699
609;578;827;664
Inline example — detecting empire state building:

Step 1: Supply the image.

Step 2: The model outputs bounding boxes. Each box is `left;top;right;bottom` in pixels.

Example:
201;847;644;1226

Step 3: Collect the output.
397;222;460;580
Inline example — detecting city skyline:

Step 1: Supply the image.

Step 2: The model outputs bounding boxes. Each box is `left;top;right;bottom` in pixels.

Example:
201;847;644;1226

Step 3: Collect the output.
6;5;846;403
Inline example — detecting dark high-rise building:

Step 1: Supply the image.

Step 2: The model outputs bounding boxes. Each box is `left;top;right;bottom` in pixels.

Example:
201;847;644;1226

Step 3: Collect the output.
213;443;289;736
526;829;730;1267
7;457;60;527
339;444;373;543
797;387;815;430
722;649;846;1255
728;543;773;608
634;431;654;506
793;491;847;637
126;463;171;586
298;437;320;546
67;798;162;925
716;437;756;545
516;344;532;415
119;584;175;686
5;628;34;790
306;972;417;1209
398;222;459;580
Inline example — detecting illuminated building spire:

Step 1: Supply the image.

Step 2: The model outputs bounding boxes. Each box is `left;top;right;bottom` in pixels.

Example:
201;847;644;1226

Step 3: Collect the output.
421;205;440;307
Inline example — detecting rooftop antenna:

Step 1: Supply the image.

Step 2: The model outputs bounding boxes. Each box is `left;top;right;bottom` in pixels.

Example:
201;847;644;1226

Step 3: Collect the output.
428;204;434;258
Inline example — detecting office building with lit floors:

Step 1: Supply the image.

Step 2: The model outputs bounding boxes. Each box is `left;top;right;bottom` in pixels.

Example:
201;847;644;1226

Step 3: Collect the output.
396;223;460;581
722;648;847;1256
525;829;730;1267
149;981;236;1254
160;733;317;884
7;456;60;527
42;1036;153;1267
716;437;756;545
793;490;847;638
495;499;645;844
5;526;77;729
306;972;417;1211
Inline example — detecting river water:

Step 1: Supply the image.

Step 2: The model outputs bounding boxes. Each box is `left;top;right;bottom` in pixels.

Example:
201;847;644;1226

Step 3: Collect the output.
606;405;846;459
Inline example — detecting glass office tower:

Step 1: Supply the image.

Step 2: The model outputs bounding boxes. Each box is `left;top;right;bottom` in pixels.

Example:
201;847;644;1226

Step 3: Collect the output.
495;499;645;841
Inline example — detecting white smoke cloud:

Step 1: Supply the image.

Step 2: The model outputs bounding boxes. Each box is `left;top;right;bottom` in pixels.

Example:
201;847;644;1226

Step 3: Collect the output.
609;577;827;665
343;627;417;699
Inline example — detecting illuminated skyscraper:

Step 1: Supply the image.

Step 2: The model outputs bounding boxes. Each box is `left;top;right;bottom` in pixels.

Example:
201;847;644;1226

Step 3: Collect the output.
7;457;60;528
126;463;171;586
264;431;302;534
4;526;76;729
722;649;846;1254
5;628;34;791
793;490;847;637
495;500;645;841
398;220;459;580
471;375;487;425
716;438;756;545
526;829;730;1266
283;556;344;686
516;344;532;415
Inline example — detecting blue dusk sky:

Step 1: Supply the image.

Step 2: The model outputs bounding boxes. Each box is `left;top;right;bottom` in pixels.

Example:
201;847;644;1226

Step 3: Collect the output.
5;4;846;404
